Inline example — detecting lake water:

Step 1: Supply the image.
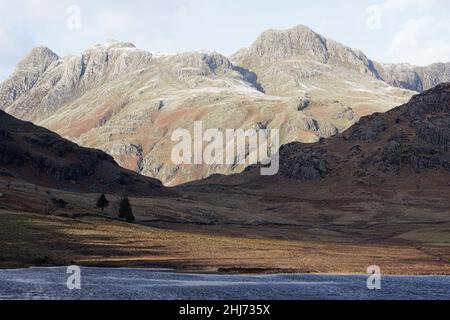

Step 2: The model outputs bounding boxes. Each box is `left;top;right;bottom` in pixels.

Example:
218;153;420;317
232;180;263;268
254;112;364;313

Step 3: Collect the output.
0;267;448;300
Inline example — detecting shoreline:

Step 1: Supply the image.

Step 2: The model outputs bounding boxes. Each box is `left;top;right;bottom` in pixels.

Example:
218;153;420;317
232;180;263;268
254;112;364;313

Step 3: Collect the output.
1;264;449;277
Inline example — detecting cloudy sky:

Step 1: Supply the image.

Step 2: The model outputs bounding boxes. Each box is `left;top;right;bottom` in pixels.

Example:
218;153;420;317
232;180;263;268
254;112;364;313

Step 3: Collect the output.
1;0;449;80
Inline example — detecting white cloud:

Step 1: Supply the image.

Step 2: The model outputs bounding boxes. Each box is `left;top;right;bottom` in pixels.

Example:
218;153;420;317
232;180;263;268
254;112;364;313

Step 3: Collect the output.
378;0;432;11
366;5;383;30
387;16;450;65
366;0;436;30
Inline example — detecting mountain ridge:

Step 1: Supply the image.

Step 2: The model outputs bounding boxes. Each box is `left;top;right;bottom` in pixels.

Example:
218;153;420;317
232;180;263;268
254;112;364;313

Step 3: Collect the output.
232;24;450;94
1;24;448;186
231;24;381;80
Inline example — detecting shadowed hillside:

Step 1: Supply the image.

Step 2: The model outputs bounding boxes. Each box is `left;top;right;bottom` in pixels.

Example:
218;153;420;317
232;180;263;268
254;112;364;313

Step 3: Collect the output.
0;110;174;196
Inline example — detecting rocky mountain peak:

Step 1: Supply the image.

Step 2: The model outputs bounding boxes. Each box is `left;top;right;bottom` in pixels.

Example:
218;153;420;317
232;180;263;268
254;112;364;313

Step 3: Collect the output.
18;46;59;67
74;39;153;82
87;39;138;51
232;24;380;80
0;41;156;121
0;46;59;110
233;24;328;64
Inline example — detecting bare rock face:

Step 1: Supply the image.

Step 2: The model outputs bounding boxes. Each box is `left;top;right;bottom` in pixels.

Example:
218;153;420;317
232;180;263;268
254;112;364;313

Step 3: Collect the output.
234;25;330;64
0;47;59;110
279;144;331;180
231;24;389;98
3;40;156;121
232;25;379;78
405;83;450;150
233;24;450;96
377;62;450;92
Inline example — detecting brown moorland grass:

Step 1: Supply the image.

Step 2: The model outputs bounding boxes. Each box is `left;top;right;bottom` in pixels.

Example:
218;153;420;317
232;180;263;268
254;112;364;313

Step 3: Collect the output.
0;179;449;275
0;210;449;275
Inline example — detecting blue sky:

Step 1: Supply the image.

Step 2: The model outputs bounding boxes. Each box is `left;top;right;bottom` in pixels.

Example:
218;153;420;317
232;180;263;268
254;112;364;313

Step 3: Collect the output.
1;0;449;81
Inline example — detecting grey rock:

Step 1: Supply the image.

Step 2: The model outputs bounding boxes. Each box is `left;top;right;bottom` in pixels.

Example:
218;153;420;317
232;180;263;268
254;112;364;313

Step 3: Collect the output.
377;62;450;92
0;47;59;110
297;99;310;111
279;144;330;180
232;24;380;79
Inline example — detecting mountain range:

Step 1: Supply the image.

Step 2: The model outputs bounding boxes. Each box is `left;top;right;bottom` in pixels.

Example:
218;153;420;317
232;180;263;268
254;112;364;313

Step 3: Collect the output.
1;24;449;187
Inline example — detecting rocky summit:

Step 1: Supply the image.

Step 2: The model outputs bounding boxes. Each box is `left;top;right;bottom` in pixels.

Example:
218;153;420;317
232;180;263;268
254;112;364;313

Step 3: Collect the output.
1;25;449;186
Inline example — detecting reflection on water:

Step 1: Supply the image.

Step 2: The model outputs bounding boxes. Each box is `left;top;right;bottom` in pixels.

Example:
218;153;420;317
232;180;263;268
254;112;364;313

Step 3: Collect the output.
0;267;449;300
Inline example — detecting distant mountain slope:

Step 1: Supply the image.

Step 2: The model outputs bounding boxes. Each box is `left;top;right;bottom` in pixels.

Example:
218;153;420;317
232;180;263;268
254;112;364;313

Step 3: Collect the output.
197;83;450;189
0;110;172;196
377;62;450;92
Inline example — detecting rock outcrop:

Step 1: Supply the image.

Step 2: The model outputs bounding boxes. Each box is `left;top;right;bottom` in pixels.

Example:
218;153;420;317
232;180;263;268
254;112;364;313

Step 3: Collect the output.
279;144;331;180
0;47;59;110
377;62;450;92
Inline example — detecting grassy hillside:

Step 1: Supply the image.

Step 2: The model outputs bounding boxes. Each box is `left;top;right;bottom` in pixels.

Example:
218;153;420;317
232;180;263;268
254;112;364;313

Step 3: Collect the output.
0;180;448;275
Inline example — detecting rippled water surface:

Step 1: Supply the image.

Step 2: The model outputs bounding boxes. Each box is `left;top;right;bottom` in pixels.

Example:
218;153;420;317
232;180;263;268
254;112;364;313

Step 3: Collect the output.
0;267;448;300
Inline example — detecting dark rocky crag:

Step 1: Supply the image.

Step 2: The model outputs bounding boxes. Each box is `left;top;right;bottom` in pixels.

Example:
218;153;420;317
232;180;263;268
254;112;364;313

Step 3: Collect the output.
277;83;450;181
0;110;173;196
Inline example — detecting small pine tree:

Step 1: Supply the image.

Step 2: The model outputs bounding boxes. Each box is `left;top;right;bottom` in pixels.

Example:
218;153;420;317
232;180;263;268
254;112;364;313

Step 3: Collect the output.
118;196;135;223
96;194;109;213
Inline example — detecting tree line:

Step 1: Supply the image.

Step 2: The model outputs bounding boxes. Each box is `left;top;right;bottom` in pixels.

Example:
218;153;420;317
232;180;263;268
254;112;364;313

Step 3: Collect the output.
42;193;135;223
96;194;135;223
